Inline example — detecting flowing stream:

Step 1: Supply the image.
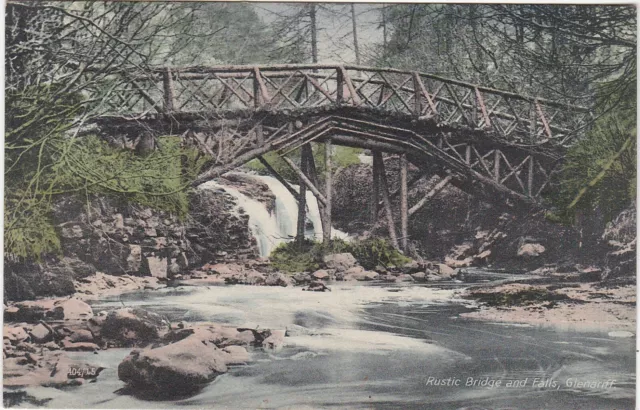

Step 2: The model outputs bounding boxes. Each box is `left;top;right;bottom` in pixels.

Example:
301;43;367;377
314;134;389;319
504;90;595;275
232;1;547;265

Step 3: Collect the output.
22;279;635;409
16;174;634;409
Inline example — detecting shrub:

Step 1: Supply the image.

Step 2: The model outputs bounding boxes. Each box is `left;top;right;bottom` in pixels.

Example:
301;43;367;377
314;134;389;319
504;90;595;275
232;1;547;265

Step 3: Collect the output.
269;237;409;273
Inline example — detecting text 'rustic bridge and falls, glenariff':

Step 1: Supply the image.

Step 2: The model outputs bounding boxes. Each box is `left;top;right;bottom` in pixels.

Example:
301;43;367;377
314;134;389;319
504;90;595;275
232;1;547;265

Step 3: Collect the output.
91;64;592;251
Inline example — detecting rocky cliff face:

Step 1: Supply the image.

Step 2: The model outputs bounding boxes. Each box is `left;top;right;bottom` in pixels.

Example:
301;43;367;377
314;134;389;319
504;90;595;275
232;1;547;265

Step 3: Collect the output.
333;161;585;271
4;188;258;301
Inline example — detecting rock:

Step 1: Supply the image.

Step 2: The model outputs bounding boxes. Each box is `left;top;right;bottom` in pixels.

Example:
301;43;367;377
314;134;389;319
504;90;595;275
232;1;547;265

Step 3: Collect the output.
206;263;244;276
69;329;94;343
437;264;456;278
292;272;311;284
426;274;444;282
144;256;167;278
29;323;54;343
43;341;60;351
342;266;367;281
262;329;285;350
323;253;357;272
221;345;249;364
517;243;546;257
49;257;96;280
118;335;228;395
235;330;256;345
475;250;491;262
244;270;265;285
411;272;426;281
114;213;125;229
265;272;292;287
396;274;414;282
364;271;379;281
304;281;331;292
62;339;99;352
4;326;30;344
100;308;167;347
401;260;421;274
311;270;330;280
52;298;93;321
126;245;142;272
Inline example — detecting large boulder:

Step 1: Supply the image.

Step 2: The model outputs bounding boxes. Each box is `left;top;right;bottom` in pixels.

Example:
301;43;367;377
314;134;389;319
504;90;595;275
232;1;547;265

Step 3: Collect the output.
118;333;228;395
9;298;92;323
100;308;168;347
323;253;357;272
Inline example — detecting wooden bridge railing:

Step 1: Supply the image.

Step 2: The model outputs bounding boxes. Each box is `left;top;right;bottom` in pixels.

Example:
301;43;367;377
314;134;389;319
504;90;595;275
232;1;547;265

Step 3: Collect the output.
101;64;590;147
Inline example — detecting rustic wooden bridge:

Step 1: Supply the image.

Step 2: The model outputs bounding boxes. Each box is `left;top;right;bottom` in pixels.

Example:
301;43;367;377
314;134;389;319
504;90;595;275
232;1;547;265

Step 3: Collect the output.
94;64;591;250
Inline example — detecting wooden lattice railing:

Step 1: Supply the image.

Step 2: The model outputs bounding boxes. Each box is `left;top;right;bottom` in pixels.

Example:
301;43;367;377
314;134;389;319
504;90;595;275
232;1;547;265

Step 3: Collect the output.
100;64;590;147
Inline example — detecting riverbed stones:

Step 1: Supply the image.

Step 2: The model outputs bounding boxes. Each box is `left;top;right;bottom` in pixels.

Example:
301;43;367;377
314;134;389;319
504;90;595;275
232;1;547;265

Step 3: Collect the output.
323;253;357;272
117;334;228;395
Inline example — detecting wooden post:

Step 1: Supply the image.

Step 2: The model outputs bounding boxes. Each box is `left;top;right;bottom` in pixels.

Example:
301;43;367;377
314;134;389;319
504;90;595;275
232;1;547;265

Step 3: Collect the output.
162;67;175;113
371;154;379;225
374;151;399;248
296;148;309;244
336;68;344;105
494;150;500;182
527;156;534;197
465;144;471;165
400;153;408;251
412;72;422;117
253;75;264;145
323;139;332;244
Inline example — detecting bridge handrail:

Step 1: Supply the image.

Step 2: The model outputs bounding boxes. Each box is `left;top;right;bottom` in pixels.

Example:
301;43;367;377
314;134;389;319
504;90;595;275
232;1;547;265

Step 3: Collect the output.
133;64;589;112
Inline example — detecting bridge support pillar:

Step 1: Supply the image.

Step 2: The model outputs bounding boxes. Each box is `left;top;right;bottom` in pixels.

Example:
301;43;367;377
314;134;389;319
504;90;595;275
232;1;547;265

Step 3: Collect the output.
322;140;332;244
373;151;399;249
296;149;309;245
400;153;408;252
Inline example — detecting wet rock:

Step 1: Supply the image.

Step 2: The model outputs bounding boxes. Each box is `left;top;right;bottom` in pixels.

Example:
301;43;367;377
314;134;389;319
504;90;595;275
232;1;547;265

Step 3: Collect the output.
100;308;167;347
304;281;331;292
265;272;292;287
262;329;285;350
323;253;357;272
411;272;426;281
244;270;266;285
426;273;444;282
396;274;414;282
311;270;330;280
62;340;99;352
437;264;456;278
235;330;256;345
292;272;311;284
29;323;54;343
221;345;249;364
364;271;379;281
126;245;142;272
118;335;228;395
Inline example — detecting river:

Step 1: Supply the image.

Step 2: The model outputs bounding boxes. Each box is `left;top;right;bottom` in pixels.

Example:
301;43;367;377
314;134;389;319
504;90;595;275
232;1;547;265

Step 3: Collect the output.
20;277;635;409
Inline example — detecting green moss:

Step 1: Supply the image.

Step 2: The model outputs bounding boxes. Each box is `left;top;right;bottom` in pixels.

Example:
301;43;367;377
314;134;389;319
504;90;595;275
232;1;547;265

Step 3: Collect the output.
269;237;409;273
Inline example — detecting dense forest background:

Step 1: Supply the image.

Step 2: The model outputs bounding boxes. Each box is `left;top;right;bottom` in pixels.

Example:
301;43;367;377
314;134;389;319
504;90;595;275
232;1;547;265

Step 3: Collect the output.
5;2;636;259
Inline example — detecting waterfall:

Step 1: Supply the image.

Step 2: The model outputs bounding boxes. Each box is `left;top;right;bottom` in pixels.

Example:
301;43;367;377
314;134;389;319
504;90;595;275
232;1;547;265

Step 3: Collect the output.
199;173;349;257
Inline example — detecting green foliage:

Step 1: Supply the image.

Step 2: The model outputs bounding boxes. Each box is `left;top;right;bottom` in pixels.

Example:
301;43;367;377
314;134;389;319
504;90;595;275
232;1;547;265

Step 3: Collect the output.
269;237;409;273
348;238;412;269
58;135;205;218
246;144;363;182
548;82;636;223
4;85;207;259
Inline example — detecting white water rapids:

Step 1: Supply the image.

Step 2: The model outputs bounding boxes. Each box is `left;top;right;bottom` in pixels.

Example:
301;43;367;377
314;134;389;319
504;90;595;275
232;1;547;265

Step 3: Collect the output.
199;173;349;257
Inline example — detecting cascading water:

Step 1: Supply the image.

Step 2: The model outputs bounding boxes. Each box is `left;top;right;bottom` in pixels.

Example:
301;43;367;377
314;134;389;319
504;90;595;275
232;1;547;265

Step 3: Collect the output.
200;173;349;257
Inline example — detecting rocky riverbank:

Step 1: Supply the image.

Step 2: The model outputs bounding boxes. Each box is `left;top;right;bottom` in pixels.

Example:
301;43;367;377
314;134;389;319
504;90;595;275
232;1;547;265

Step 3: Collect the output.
458;275;636;331
3;295;283;403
